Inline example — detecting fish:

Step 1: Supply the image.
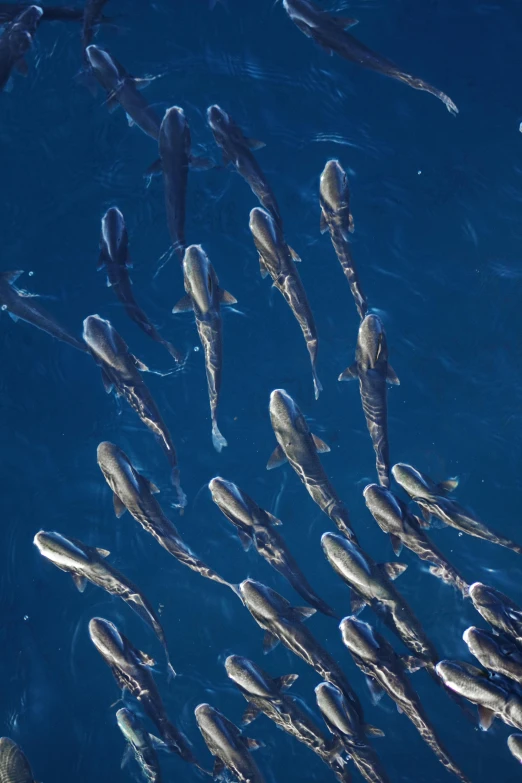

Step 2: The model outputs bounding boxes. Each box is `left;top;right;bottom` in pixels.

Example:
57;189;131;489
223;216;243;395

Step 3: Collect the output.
0;270;87;351
464;626;522;686
319;160;367;320
267;389;356;541
282;0;458;115
436;659;522;733
89;617;199;766
339;314;399;489
86;45;162;140
250;208;322;399
207;104;282;227
363;483;469;597
96;441;240;598
240;578;363;719
34;529;175;676
225;655;351;783
315;682;389;783
341;617;471;783
469;582;522;644
195;703;266;783
0;5;42;91
209;476;337;617
173;245;236;451
117;708;166;783
98;207;181;362
83;315;185;506
392;463;522;555
508;734;522;764
0;738;35;783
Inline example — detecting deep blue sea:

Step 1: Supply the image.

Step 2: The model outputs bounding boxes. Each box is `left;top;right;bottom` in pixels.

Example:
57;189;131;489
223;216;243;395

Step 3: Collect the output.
2;0;522;781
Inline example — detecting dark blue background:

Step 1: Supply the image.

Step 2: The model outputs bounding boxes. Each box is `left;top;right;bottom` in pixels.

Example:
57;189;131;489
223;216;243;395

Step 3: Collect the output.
2;0;522;780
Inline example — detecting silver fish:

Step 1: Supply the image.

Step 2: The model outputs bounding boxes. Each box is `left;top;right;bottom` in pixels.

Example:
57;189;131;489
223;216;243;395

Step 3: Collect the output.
116;707;167;783
0;5;42;91
0;738;35;783
464;626;522;685
469;582;522;645
508;734;522;764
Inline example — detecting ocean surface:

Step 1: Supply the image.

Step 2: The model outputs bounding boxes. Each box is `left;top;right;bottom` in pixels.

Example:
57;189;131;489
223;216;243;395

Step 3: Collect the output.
2;0;522;781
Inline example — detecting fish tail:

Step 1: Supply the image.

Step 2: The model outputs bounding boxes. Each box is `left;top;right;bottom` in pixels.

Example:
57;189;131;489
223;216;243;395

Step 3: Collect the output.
170;467;187;510
313;371;323;400
162;338;183;364
166;660;177;681
228;582;244;603
211;419;228;452
393;71;458;115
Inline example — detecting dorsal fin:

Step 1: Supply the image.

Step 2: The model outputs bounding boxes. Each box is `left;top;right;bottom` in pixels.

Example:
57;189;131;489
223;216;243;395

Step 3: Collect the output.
381;562;408;580
312;433;330;453
275;673;298;691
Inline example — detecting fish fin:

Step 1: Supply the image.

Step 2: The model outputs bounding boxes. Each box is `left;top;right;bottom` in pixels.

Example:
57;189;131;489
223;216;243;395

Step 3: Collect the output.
221;151;232;167
172;294;193;313
258;254;269;279
365;676;385;705
312;433;330;453
317;41;334;56
149;734;172;752
0;270;24;284
106;276;113;287
320;209;328;234
246;137;266;151
263;631;280;654
126;113;135;127
145;158;162;177
348;214;355;233
244;736;264;751
106;92;119;113
414;513;431;530
8;312;19;322
241;703;261;725
338;363;358;382
288;246;301;262
478;705;495;731
121;745;133;768
97;251;106;271
132;355;149;372
419;506;432;524
237;529;253;551
144;477;160;494
213;757;225;777
136;650;156;668
266;444;287;470
438;477;459;493
265;511;282;526
350;593;367;617
96;547;110;558
389;534;403;557
220;289;237;304
100;367;114;394
381;562;408;580
333;15;359;29
396;703;403;714
113;493;127;518
386;366;400;385
364;724;385;738
402;655;427;673
72;574;87;592
275;673;299;691
189;154;214;170
291;606;317;622
132;76;154;90
14;57;28;76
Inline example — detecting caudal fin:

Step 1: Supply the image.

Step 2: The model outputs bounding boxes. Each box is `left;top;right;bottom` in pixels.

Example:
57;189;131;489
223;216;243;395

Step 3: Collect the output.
212;420;228;452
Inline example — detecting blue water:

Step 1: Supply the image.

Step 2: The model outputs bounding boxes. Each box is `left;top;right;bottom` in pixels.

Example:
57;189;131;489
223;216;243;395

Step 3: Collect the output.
2;0;522;780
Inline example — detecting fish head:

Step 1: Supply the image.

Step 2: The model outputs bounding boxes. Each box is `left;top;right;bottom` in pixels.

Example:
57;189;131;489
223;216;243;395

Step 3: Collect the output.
207;104;231;138
269;388;308;447
363;483;405;535
225;655;275;698
240;579;289;623
89;617;128;666
160;105;188;142
86;45;120;82
12;5;42;37
283;0;315;24
315;681;356;737
340;617;381;664
209;477;253;529
321;532;372;590
195;703;235;751
97;441;141;500
391;463;433;500
182;245;219;315
116;708;147;748
83;314;127;367
249;207;280;258
508;734;522;761
469;582;505;615
357;314;387;370
100;207;127;263
435;660;492;701
319;159;349;217
33;530;91;569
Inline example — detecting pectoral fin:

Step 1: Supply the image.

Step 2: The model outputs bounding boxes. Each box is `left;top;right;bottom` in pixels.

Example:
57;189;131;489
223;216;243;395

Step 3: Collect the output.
213;757;225;777
478;705;495;731
244;736;264;751
149;735;172;752
402;655;427;673
101;367;114;394
8;312;19;322
132;355;149;372
263;631;280;654
241;703;261;725
0;270;24;284
259;254;269;279
288;246;301;262
144;477;160;494
365;676;385;704
96;548;110;558
266;445;287;470
438;477;459;493
381;562;408;580
72;574;87;593
136;649;156;668
113;493;127;518
246;137;266;151
172;294;193;313
132;76;154;89
320;209;328;234
386;365;400;385
312;433;330;453
265;511;282;526
126;113;135;127
338;363;358;382
220;289;237;305
364;724;385;737
275;673;299;691
237;529;253;551
333;16;359;29
291;606;316;622
351;592;367;617
389;534;403;557
145;158;162;177
121;745;133;769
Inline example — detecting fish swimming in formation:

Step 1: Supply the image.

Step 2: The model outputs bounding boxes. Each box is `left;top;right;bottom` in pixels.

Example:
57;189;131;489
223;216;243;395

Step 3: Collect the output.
0;738;35;783
363;484;469;596
508;734;522;764
209;476;337;617
392;463;522;556
341;617;471;783
83;315;185;505
240;578;363;719
116;707;167;783
225;655;351;783
89;617;199;765
319;159;367;320
282;0;458;115
207;105;282;227
173;245;236;451
0;270;87;352
469;582;522;645
33;529;175;676
339;314;399;488
86;45;162;140
250;208;322;399
436;659;522;732
195;703;266;783
96;441;240;597
267;389;356;541
315;682;389;783
0;4;42;91
98;207;181;361
464;626;522;686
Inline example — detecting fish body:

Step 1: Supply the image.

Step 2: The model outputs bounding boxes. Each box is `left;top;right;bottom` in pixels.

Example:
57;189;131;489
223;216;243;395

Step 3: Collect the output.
240;579;363;720
207;105;281;227
392;463;522;555
339;315;399;488
363;484;469;596
99;207;181;361
341;618;471;783
0;270;86;351
315;682;389;783
96;442;239;596
464;626;522;685
158;106;190;259
282;0;458;114
34;529;174;674
0;4;41;90
469;582;522;644
0;738;35;783
83;315;185;505
210;476;336;617
117;708;164;783
89;618;197;764
319;160;366;320
173;245;236;451
195;703;266;783
86;45;162;140
250;209;322;398
267;389;355;541
508;734;522;763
